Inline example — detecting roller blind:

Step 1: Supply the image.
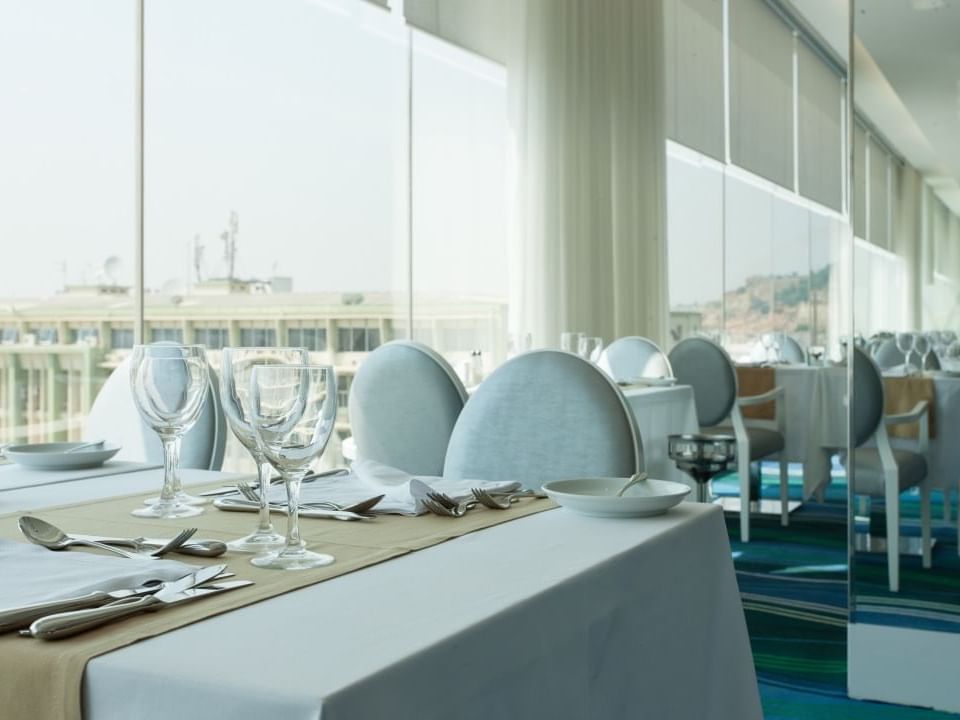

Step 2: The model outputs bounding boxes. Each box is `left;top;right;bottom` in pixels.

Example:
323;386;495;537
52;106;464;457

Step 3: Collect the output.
853;121;866;239
729;0;794;188
933;196;951;277
868;136;890;248
403;0;511;64
796;39;842;211
664;0;724;160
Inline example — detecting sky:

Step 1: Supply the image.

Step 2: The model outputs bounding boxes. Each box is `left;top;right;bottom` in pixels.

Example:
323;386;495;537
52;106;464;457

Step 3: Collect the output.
0;0;509;301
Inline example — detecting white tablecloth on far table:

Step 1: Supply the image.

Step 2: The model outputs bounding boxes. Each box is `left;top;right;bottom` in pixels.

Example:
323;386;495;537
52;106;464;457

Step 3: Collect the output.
622;384;700;488
4;469;761;720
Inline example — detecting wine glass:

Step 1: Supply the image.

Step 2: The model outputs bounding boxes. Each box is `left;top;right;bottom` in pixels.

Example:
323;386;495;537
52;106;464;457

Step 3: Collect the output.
221;347;309;553
895;332;913;371
578;335;603;362
587;337;604;363
249;364;337;570
913;333;931;372
760;333;775;363
129;345;209;518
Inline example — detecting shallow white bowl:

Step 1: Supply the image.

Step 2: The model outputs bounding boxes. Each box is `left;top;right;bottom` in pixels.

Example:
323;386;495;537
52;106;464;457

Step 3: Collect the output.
542;477;691;518
4;442;121;471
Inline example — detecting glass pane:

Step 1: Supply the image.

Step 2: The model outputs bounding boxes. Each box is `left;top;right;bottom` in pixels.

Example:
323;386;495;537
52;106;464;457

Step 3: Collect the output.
0;0;135;444
144;0;409;470
411;29;509;383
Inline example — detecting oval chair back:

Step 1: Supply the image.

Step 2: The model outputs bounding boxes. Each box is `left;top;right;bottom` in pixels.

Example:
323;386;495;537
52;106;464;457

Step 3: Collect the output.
851;347;885;448
85;352;226;470
443;350;642;489
598;336;672;383
348;341;468;476
778;335;806;364
668;337;737;428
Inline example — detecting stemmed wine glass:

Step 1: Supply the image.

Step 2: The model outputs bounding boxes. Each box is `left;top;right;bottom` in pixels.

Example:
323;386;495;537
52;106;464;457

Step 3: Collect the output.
129;345;209;518
249;364;338;570
913;333;931;372
578;336;603;362
895;332;913;372
220;347;309;553
760;333;775;363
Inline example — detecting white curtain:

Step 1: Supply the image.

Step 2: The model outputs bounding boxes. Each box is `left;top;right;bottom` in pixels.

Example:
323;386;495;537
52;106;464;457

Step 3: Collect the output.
893;163;922;328
511;0;667;348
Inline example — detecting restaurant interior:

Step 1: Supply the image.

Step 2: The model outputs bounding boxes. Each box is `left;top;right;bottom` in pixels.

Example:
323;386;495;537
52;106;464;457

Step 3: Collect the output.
1;0;960;717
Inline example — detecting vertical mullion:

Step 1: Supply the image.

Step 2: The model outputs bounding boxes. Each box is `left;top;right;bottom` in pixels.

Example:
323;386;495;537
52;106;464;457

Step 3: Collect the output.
134;0;145;344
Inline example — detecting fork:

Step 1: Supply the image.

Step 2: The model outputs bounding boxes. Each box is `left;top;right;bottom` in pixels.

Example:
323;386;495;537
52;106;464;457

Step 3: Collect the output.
470;488;543;510
425;492;479;515
421;497;475;518
145;528;198;557
236;482;383;513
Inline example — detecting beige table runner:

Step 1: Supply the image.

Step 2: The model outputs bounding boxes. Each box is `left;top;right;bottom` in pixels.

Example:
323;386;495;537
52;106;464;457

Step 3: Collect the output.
0;482;556;720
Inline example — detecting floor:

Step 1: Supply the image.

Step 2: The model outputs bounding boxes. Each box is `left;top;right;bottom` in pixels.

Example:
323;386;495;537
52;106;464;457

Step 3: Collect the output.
714;471;959;718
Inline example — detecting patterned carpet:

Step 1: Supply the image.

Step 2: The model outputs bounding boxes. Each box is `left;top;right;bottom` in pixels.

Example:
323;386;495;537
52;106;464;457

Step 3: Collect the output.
713;468;960;718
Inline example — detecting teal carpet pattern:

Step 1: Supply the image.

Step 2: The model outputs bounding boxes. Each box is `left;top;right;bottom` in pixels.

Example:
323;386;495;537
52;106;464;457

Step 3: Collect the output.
713;466;959;718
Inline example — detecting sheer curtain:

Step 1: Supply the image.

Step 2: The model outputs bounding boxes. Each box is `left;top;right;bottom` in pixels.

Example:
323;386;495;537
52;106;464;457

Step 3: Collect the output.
510;0;668;348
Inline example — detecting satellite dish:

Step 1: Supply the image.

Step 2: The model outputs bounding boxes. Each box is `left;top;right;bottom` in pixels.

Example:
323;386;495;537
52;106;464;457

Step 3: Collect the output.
103;256;122;285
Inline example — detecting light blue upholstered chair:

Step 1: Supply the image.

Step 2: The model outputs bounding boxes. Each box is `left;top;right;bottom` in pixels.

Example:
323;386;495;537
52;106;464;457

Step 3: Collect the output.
443;350;642;490
348;340;468;476
597;336;672;383
668;337;788;542
84;353;226;470
847;347;932;592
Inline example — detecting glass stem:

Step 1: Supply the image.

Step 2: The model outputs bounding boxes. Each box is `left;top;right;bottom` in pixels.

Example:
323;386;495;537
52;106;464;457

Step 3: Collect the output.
284;473;305;554
159;435;181;508
256;459;275;534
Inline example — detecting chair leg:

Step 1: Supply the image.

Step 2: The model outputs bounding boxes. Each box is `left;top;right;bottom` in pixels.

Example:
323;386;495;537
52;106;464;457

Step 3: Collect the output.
779;456;789;527
885;484;900;593
739;452;751;543
921;481;932;570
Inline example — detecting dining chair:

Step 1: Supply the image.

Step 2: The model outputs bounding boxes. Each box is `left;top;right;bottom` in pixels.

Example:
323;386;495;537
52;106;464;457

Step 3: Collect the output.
597;335;672;383
443;350;642;489
668;337;788;542
847;347;932;593
84;353;227;470
347;340;468;476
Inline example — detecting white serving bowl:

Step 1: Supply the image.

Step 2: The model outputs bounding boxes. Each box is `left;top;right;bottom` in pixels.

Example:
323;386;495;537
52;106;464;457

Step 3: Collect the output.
542;477;691;518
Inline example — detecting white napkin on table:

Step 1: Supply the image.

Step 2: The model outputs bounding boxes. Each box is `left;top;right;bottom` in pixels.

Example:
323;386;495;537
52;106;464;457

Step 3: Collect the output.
264;459;520;516
0;539;196;610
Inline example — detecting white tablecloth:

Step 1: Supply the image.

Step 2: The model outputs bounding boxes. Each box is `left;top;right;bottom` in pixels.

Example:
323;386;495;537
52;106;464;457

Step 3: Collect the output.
622;385;700;489
3;469;761;720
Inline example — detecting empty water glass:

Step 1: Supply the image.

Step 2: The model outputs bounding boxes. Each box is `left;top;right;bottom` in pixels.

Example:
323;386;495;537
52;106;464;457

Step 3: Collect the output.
129;345;209;519
560;332;581;353
578;336;603;362
221;347;309;553
249;364;338;570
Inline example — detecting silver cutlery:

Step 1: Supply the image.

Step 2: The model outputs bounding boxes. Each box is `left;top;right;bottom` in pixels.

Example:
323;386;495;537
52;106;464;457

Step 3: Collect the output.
235;482;383;514
22;564;241;640
470;487;548;510
0;569;240;632
426;491;479;514
197;467;351;497
64;439;106;454
70;533;227;558
421;497;475;518
18;517;193;559
214;497;374;521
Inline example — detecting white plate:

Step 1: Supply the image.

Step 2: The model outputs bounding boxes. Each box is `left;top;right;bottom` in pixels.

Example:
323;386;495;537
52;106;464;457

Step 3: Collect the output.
542;477;691;518
3;442;121;471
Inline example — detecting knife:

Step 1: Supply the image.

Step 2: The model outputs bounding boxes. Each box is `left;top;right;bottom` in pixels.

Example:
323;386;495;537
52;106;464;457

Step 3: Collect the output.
197;468;351;497
22;564;227;640
213;497;374;521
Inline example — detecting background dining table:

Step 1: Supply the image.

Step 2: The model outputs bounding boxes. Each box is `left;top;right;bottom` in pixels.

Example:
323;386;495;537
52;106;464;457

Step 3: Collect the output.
0;466;762;719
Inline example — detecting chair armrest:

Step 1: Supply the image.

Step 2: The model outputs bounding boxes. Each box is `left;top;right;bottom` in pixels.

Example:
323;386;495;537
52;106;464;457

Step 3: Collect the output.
884;400;928;426
736;385;785;407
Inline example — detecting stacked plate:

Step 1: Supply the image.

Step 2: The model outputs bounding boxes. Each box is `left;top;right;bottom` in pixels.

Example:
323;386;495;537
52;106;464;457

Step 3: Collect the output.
542;477;690;518
3;442;121;471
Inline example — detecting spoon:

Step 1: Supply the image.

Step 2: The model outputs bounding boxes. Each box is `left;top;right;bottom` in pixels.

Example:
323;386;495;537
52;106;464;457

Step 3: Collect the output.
65;440;106;454
615;472;648;497
18;517;147;559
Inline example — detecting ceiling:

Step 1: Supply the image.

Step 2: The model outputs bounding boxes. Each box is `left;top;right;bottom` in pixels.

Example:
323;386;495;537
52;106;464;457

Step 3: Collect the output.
855;0;960;211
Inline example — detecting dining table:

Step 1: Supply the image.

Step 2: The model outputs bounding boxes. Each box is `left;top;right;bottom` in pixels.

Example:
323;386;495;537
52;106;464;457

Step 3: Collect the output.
621;383;700;488
0;464;762;719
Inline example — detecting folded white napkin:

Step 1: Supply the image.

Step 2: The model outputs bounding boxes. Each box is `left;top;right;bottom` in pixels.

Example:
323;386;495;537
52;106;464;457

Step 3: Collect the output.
0;539;197;610
264;459;520;516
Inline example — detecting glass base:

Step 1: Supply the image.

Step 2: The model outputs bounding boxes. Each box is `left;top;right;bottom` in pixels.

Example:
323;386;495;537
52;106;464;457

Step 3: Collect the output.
251;548;334;570
144;490;209;507
132;500;204;519
227;530;286;553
